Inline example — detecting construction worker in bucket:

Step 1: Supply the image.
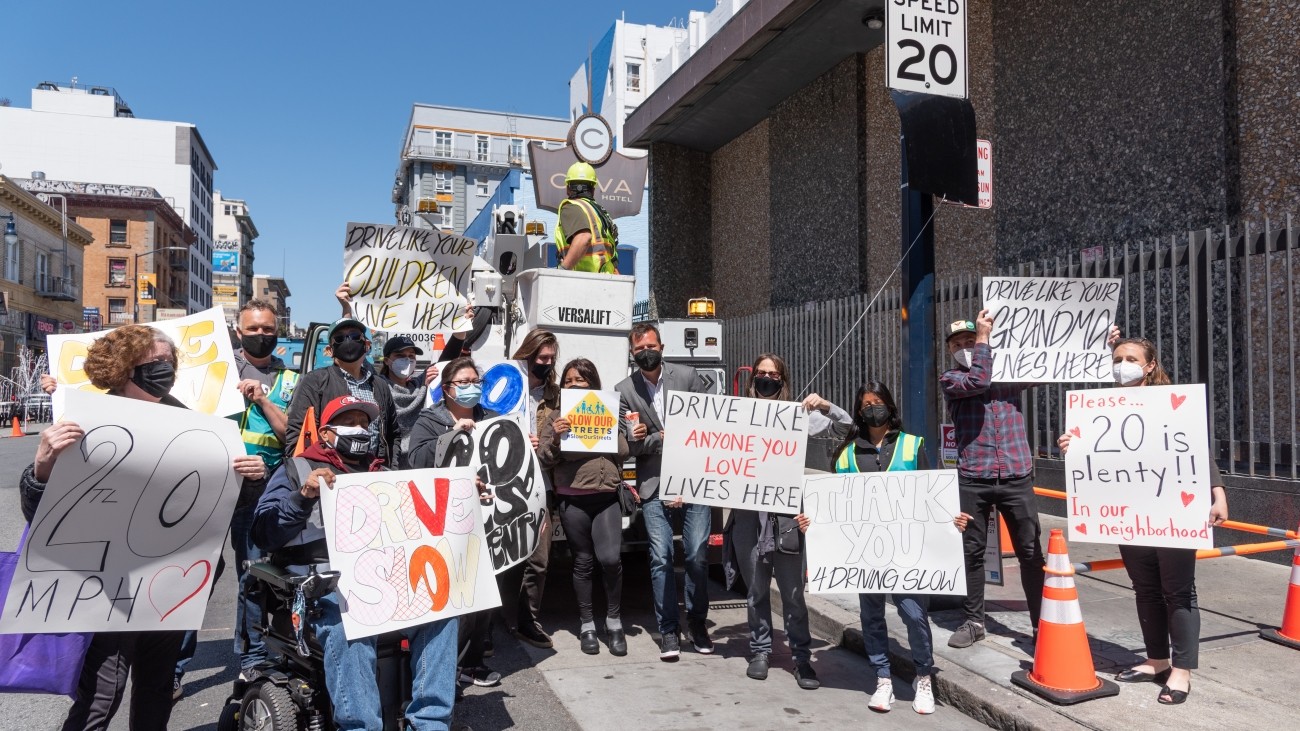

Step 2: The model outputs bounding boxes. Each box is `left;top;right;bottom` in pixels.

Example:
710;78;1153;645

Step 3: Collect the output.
554;161;619;274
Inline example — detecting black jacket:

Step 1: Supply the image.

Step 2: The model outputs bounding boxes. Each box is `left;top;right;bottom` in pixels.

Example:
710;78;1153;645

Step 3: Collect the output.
283;365;400;464
406;403;498;469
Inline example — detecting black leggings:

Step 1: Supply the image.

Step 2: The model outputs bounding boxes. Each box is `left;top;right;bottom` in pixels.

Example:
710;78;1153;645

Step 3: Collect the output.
559;492;623;623
62;630;184;731
1119;545;1200;669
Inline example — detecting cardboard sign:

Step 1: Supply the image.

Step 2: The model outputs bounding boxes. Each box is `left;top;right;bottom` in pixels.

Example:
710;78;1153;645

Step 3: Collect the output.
1064;384;1213;549
426;359;528;416
48;306;243;419
983;277;1121;383
342;222;476;336
659;393;808;515
1;390;243;632
559;389;620;454
803;470;966;595
322;467;501;640
435;414;547;572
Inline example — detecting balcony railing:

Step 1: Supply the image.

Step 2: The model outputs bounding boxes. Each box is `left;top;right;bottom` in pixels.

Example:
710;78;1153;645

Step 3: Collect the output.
36;276;77;301
108;312;132;325
405;145;520;166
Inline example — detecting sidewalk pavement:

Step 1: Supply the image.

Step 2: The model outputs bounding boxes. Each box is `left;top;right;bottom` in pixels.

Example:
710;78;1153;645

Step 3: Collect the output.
787;513;1299;730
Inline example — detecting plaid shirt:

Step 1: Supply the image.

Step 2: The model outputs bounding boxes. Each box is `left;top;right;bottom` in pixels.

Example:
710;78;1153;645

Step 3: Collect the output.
339;364;381;448
940;343;1033;479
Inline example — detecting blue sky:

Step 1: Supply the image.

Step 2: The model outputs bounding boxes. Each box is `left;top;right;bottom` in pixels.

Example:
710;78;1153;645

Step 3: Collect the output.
0;0;704;325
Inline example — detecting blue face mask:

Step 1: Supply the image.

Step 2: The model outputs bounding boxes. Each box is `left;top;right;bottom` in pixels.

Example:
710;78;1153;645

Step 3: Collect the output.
452;383;482;408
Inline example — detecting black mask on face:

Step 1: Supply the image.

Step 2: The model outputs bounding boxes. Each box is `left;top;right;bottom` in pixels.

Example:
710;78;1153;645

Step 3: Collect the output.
633;348;662;372
530;361;554;381
131;361;176;399
332;338;367;364
752;376;782;398
858;404;891;429
240;333;278;359
333;434;372;460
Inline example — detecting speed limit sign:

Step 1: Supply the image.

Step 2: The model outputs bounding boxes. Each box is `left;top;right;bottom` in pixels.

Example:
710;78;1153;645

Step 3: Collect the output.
887;0;968;99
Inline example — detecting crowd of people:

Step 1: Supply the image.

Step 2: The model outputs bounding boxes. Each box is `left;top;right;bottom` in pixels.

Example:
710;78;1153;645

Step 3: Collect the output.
15;299;1231;730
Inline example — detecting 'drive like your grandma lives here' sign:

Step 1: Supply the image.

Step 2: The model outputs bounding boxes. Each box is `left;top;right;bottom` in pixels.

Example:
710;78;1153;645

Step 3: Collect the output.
983;276;1121;383
659;393;808;515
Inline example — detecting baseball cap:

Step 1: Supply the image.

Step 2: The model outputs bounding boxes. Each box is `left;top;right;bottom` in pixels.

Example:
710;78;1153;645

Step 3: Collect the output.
327;317;368;340
382;335;425;358
320;395;379;426
946;319;977;341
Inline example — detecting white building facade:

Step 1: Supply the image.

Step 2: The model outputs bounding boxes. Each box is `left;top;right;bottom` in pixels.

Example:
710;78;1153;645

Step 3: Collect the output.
0;82;215;314
213;192;257;326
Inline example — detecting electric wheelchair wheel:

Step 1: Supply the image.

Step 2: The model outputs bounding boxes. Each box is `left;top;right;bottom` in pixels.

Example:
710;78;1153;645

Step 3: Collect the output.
240;681;301;731
216;699;240;731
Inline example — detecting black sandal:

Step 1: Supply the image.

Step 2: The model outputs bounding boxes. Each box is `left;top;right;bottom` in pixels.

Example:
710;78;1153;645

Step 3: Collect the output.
1158;682;1191;705
1115;667;1172;684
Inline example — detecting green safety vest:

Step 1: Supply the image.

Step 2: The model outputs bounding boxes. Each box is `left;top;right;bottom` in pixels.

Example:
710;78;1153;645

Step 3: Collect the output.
835;432;923;473
238;367;298;473
555;197;619;274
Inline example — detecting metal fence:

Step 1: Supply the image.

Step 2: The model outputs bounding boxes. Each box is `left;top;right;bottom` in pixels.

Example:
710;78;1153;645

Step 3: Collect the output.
723;215;1300;480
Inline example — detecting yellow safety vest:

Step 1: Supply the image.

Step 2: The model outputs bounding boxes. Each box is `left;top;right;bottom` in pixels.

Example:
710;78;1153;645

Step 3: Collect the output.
555;197;619;274
835;432;923;473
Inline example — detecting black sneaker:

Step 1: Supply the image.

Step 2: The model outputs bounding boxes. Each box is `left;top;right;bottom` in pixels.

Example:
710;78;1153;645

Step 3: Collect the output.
482;633;495;658
458;666;502;687
746;653;769;680
172;675;183;702
794;661;820;690
514;623;553;649
659;632;681;662
947;620;986;648
689;620;714;655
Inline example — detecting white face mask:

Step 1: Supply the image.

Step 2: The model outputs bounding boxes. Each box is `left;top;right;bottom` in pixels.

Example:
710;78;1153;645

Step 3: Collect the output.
390;357;416;379
953;348;974;369
1113;361;1146;386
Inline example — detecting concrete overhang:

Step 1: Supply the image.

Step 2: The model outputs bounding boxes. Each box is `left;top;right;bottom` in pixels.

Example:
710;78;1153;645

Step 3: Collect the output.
625;0;887;153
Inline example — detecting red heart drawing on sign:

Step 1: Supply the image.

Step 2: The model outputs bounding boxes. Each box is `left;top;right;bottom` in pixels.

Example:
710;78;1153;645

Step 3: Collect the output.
1171;393;1187;410
1074;523;1087;535
1180;491;1195;507
1069;427;1081;438
148;560;212;621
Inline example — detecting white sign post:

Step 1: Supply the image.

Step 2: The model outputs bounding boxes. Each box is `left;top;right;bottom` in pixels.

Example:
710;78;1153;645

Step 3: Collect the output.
983;276;1121;383
1064;384;1214;549
887;0;968;99
803;470;967;595
659;393;808;515
322;467;501;640
559;389;620;454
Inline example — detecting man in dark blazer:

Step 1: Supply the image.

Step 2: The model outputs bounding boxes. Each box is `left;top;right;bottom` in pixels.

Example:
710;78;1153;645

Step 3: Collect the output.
615;322;712;662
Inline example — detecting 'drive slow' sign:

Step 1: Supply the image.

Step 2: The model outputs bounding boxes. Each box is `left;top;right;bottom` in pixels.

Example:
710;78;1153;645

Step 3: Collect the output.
887;0;968;99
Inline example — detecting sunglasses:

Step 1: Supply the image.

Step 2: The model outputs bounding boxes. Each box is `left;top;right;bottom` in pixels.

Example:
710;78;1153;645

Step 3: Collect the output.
331;332;365;344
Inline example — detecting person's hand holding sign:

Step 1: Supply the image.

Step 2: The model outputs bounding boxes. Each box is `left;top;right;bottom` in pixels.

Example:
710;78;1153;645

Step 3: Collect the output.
34;421;85;482
40;373;58;395
237;379;268;405
233;455;267;481
551;417;571;445
335;281;354;318
975;308;994;343
299;467;336;500
1209;487;1229;526
801;393;831;414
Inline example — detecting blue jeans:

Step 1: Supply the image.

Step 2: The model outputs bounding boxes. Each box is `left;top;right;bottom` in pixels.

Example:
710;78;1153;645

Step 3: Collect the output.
312;595;459;731
641;498;710;634
859;594;934;678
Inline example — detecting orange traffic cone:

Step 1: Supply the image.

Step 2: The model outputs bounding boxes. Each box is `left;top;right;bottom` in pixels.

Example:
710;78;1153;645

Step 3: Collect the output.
1011;529;1119;704
1260;524;1300;650
999;515;1015;557
10;416;22;437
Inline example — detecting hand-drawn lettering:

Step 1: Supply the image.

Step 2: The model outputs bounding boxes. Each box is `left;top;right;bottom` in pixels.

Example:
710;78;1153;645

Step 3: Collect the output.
983;276;1121;384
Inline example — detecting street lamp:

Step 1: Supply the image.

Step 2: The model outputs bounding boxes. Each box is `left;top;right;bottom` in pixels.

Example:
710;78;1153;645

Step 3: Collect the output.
2;213;16;247
134;246;189;323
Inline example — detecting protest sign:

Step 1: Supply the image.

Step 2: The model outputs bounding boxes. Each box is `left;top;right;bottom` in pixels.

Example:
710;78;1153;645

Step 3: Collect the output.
559;389;620;454
659;393;808;515
425;359;528;416
435;414;547;572
1064;384;1213;549
803;470;966;595
982;276;1121;383
48;306;243;420
322;467;501;640
342;222;476;337
1;389;243;633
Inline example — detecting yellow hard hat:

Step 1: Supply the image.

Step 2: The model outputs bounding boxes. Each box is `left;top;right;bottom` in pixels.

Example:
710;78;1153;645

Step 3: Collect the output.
565;161;598;186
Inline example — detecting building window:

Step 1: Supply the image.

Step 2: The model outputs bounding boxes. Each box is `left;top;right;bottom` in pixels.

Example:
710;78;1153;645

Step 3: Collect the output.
35;252;49;291
435;170;452;194
4;238;19;282
510;138;524;163
109;219;127;245
434;131;452;157
108;258;128;286
627;63;641;92
476;135;489;163
438;205;454;230
475;177;489;196
108;298;127;323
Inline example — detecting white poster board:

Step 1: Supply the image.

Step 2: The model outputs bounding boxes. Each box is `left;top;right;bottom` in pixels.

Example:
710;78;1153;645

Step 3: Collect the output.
342;222;476;336
559;389;620;454
803;470;966;595
659;393;808;515
322;467;501;640
983;277;1121;383
1064;384;1213;549
1;389;243;632
435;414;547;572
47;306;243;419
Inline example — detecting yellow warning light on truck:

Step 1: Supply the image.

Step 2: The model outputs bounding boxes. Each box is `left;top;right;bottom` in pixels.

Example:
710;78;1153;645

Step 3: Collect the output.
688;298;715;319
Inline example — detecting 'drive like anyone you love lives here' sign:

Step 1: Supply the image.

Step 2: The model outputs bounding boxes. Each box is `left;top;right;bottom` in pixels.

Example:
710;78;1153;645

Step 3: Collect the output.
803;470;966;595
1064;384;1214;550
342;222;477;348
983;276;1121;383
1;389;244;633
659;393;808;515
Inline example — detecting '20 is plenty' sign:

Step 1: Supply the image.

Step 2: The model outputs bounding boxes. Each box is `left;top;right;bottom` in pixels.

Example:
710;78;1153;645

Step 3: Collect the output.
887;0;968;99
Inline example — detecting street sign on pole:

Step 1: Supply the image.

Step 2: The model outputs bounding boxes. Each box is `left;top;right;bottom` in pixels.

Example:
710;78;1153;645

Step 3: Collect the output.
887;0;969;100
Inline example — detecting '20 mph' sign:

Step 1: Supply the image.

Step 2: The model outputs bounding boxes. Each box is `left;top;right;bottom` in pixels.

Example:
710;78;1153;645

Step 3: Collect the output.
887;0;968;100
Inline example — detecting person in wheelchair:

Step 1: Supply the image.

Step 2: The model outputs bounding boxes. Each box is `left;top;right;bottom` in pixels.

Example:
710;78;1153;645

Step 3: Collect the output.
252;395;459;731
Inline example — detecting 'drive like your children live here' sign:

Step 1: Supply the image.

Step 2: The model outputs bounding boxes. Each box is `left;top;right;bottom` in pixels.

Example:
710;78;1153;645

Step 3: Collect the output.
342;222;476;336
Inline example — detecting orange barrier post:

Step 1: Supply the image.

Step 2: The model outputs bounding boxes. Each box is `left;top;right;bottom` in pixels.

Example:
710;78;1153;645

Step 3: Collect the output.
1011;529;1119;704
10;416;22;437
1260;525;1300;651
999;515;1015;557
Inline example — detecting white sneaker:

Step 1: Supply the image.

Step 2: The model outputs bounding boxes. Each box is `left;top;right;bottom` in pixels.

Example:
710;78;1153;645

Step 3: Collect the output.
868;680;895;712
912;675;935;715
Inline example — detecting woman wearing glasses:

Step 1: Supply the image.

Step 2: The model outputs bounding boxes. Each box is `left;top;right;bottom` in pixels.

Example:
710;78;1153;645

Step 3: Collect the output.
729;353;853;690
